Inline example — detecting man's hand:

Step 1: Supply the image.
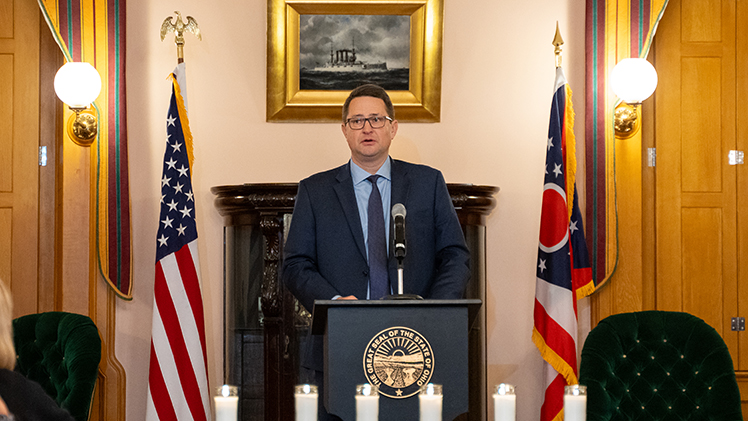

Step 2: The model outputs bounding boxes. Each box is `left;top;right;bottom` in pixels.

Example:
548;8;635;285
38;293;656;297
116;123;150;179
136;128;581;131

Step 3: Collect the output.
337;295;358;300
0;396;9;415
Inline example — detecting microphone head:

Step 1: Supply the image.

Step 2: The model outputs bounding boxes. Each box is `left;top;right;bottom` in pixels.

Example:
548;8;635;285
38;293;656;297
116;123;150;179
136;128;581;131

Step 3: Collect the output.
392;203;407;218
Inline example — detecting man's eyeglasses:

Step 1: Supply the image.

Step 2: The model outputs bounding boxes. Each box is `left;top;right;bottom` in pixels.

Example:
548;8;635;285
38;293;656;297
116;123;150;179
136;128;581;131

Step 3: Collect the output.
345;116;393;130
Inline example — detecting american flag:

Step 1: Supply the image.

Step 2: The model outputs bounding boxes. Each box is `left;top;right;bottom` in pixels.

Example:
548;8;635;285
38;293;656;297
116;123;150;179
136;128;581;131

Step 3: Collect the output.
532;66;594;421
146;63;211;421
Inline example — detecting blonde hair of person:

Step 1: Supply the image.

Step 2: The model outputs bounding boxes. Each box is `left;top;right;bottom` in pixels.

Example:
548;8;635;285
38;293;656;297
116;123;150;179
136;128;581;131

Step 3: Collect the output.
0;280;16;370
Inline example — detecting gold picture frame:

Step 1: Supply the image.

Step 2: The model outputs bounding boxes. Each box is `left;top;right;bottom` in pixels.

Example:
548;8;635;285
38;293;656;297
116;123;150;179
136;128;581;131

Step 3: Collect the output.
267;0;444;122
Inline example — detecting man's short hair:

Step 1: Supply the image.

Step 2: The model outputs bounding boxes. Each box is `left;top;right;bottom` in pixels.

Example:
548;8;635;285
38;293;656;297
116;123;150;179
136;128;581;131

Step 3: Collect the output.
342;84;395;121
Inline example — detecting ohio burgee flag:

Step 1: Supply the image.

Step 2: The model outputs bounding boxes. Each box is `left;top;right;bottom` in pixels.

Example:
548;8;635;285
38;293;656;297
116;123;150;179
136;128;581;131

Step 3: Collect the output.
532;66;594;421
145;63;211;421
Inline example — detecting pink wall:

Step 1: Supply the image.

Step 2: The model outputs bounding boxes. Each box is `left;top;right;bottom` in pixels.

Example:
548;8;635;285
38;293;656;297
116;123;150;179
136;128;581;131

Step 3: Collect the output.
120;0;588;419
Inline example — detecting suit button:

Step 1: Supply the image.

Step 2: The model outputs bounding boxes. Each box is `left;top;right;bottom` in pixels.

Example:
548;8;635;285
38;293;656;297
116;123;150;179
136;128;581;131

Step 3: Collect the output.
363;270;369;276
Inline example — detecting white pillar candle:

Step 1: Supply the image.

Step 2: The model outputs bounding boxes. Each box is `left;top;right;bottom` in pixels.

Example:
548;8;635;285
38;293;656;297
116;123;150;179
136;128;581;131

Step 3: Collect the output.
214;396;239;421
214;385;238;421
419;383;442;421
294;384;318;421
563;385;587;421
355;384;379;421
492;383;516;421
355;395;379;420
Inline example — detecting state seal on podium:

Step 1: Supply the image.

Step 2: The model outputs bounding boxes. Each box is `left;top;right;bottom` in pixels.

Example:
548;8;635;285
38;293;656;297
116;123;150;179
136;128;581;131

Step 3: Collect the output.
362;326;434;399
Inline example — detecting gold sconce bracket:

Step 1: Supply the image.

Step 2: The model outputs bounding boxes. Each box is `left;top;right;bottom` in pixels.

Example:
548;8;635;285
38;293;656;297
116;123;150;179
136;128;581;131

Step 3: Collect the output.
614;102;641;139
67;108;98;146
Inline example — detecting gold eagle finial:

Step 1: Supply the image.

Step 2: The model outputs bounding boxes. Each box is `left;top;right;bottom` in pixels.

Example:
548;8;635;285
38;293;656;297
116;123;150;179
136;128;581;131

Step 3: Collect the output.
160;11;202;62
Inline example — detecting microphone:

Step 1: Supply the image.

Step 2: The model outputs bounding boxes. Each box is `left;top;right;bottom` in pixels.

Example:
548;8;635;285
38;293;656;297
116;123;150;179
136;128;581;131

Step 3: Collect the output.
392;203;407;259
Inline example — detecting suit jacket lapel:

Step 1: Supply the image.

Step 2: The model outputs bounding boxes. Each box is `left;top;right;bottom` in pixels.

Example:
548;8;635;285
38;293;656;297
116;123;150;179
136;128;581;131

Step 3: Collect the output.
334;163;367;262
389;160;410;278
390;159;410;211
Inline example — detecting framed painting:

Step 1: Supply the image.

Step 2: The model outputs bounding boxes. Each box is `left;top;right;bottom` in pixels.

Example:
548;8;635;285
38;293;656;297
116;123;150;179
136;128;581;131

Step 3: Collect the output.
267;0;444;122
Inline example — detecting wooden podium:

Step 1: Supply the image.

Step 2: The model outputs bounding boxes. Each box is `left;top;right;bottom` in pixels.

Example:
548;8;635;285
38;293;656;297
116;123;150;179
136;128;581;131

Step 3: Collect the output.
311;299;481;421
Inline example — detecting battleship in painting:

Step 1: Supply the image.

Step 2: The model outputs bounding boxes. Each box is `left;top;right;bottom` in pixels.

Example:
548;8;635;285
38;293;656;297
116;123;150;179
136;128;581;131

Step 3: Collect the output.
311;39;387;72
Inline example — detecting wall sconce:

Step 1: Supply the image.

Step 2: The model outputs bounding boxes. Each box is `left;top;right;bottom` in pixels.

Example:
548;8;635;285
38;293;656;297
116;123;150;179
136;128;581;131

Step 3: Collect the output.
54;62;102;146
610;58;658;138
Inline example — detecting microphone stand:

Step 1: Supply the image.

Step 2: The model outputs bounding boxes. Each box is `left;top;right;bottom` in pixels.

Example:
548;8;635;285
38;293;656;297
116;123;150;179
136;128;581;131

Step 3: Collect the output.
397;265;404;295
383;203;421;300
384;256;422;300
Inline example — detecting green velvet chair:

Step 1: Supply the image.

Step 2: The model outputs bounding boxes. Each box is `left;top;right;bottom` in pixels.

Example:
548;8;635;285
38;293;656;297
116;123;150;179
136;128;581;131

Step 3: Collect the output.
579;310;743;420
13;312;101;421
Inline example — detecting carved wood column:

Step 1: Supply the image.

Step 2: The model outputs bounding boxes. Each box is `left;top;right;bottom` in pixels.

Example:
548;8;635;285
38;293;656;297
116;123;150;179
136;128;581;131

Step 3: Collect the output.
258;212;295;420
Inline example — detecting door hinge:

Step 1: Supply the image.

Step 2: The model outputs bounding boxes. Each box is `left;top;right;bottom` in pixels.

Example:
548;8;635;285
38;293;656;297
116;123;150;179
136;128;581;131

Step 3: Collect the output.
731;317;745;331
647;148;656;167
729;150;744;165
38;146;47;166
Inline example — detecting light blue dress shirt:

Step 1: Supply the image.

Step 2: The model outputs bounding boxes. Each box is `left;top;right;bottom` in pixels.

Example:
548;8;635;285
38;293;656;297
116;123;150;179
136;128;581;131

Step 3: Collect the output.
350;158;392;256
348;158;392;299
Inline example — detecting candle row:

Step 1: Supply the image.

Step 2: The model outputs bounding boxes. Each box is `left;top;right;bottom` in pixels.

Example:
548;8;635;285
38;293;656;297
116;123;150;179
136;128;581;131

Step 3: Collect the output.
285;382;587;421
492;383;587;421
294;383;446;421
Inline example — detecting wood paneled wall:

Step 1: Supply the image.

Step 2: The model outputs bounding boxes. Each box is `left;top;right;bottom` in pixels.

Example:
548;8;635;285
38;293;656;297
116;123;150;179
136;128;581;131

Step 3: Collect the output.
595;0;748;415
1;2;127;419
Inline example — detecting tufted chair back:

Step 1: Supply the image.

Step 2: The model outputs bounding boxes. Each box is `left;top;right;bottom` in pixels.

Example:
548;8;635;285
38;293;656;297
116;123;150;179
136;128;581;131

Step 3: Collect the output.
13;312;101;421
579;311;742;420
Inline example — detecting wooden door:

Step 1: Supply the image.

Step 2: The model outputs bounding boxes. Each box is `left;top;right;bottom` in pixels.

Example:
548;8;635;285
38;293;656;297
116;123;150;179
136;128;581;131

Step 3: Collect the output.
0;0;41;316
737;0;748;391
653;0;748;404
654;0;737;349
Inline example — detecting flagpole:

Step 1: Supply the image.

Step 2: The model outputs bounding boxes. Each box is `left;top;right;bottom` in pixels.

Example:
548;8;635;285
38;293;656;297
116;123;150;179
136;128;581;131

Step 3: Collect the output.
146;51;213;421
160;11;203;63
553;22;564;68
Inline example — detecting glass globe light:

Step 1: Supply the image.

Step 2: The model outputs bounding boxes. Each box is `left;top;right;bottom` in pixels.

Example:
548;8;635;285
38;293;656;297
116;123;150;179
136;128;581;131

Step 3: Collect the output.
610;58;658;104
54;62;102;109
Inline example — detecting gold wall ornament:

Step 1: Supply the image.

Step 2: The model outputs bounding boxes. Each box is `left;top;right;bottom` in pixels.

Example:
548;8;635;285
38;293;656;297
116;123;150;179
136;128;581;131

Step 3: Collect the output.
553;22;564;68
614;103;640;139
54;62;102;146
160;11;202;63
66;108;98;146
610;58;657;139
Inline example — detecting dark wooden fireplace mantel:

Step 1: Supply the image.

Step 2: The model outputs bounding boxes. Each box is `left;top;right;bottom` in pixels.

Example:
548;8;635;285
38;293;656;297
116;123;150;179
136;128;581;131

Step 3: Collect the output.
212;182;498;421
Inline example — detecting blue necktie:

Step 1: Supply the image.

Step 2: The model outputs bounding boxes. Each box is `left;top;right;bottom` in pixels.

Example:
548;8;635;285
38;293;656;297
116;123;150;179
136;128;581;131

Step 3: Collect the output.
367;175;388;299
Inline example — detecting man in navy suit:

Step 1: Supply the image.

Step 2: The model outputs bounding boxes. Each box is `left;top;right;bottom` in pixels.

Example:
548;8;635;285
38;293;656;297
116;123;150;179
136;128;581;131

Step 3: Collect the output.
281;84;470;419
